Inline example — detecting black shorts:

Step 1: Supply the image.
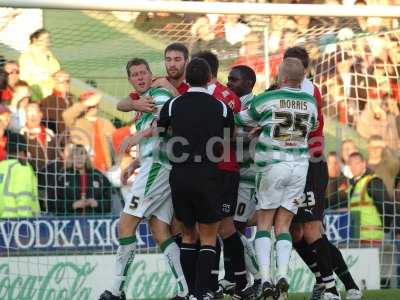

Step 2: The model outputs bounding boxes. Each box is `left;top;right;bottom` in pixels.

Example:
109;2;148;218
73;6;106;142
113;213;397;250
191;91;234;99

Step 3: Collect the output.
169;165;224;228
293;159;328;223
220;170;240;218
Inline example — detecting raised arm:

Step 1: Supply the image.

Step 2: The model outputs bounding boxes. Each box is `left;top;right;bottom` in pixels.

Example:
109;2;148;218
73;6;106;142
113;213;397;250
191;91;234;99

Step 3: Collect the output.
117;96;155;113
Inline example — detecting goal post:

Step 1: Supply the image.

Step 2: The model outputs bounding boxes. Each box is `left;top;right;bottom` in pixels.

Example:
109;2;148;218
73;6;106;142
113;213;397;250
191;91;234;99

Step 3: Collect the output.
3;0;400;17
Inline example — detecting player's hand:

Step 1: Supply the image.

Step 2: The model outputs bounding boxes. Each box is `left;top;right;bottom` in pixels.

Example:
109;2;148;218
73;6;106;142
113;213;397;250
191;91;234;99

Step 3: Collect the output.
121;160;139;185
132;96;156;113
152;77;179;96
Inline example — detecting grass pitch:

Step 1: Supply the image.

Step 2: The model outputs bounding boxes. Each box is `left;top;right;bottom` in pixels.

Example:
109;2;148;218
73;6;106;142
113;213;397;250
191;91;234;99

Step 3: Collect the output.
142;289;400;300
288;289;399;300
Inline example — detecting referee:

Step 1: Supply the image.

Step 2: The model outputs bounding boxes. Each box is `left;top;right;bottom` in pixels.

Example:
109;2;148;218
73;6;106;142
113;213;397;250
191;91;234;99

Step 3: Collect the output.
157;57;234;299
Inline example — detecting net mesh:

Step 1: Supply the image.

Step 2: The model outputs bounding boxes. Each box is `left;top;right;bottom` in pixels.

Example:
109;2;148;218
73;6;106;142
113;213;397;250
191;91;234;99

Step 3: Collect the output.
0;6;399;298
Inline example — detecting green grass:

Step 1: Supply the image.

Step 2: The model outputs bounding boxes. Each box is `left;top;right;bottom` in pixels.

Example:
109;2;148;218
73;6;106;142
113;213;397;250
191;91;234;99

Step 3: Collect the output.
288;289;400;300
43;9;164;99
140;289;399;300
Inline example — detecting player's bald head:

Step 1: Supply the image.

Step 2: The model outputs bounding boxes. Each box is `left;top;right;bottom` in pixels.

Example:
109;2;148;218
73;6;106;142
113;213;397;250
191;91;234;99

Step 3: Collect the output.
278;57;304;88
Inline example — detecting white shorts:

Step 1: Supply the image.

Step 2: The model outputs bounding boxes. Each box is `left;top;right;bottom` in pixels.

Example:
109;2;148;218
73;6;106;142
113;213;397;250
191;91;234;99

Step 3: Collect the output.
123;159;173;224
234;184;256;223
255;160;308;214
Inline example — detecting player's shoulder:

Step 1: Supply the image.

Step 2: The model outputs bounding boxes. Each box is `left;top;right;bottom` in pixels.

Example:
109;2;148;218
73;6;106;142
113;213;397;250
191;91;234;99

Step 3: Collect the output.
253;89;284;104
214;82;237;99
256;88;315;104
178;81;189;94
214;82;240;112
148;86;173;98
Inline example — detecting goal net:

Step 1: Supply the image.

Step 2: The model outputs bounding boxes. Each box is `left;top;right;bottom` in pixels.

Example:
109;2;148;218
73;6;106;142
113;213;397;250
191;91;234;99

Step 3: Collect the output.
0;2;399;299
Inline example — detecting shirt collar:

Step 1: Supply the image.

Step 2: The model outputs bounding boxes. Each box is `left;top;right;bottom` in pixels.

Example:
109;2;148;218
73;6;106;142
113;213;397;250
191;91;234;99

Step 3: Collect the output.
281;86;301;92
188;87;209;93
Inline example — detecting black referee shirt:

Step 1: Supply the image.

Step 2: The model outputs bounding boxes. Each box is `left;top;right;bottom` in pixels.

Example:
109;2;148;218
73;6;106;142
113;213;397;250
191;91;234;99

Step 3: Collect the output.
157;86;234;167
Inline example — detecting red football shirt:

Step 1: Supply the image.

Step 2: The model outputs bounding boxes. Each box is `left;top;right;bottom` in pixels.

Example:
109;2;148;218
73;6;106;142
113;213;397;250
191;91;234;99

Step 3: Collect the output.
301;78;324;158
208;81;241;172
176;81;189;95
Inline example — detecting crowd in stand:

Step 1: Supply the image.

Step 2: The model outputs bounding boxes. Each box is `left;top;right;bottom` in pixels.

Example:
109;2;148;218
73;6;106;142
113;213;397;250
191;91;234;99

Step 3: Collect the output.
0;28;119;217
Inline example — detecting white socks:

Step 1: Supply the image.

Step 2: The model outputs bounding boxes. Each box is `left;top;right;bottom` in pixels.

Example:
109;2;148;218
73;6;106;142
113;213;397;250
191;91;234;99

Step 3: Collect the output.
239;233;261;280
276;233;292;280
160;237;189;297
111;236;137;296
254;231;272;284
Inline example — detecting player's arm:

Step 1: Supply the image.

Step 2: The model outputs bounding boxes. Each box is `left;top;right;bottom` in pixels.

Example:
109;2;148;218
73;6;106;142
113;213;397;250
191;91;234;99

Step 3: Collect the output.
156;98;173;138
117;96;155;113
62;101;90;127
152;77;179;96
224;105;235;138
121;158;141;185
234;104;260;128
119;126;155;156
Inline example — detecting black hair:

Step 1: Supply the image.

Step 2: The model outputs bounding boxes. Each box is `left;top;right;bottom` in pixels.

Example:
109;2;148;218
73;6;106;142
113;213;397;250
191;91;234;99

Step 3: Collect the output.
284;46;310;69
191;51;219;78
185;58;211;87
29;28;48;44
231;65;256;88
126;58;151;77
164;43;189;60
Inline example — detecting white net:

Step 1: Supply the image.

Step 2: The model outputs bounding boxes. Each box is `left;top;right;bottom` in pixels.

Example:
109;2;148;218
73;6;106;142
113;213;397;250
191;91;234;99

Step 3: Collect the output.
0;5;399;299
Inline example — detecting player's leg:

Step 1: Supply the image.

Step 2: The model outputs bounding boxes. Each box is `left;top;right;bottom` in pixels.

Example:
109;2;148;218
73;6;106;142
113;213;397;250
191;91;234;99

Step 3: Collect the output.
274;207;296;297
273;160;309;299
291;223;326;300
321;231;361;299
255;208;275;298
151;165;190;299
100;162;156;300
180;224;199;297
301;160;340;299
192;166;228;299
169;166;198;297
223;185;252;290
235;221;261;285
99;212;141;300
255;166;286;298
149;215;189;299
234;187;261;284
304;221;342;299
219;216;252;299
196;221;221;299
291;159;326;299
216;171;250;299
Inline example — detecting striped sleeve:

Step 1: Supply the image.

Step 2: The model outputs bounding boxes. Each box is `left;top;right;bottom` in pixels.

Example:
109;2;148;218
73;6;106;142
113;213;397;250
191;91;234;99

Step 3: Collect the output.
150;87;173;107
234;108;258;127
150;87;173;117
